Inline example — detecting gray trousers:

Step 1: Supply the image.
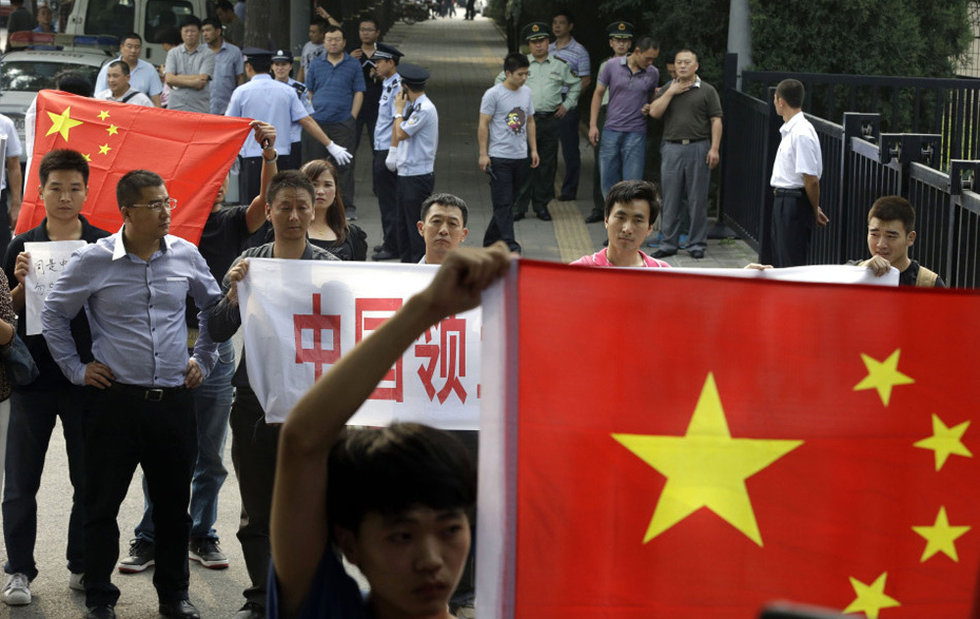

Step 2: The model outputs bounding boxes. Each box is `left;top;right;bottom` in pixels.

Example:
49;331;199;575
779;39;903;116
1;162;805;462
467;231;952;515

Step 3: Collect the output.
659;140;710;253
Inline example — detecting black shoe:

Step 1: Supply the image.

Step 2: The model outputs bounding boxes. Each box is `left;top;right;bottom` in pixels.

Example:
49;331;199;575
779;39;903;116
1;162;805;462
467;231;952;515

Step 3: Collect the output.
345;207;357;221
85;605;116;619
652;249;677;259
584;212;603;223
689;249;705;259
234;601;265;619
159;599;200;619
513;211;526;221
558;194;576;201
372;248;398;261
536;210;552;221
373;244;383;253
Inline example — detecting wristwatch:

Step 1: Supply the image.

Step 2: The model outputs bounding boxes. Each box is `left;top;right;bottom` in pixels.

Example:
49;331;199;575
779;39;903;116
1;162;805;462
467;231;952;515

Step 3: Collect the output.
262;149;278;163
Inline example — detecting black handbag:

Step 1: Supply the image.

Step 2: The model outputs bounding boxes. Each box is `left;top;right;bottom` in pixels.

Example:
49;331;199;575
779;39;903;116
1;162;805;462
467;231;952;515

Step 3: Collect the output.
0;333;39;386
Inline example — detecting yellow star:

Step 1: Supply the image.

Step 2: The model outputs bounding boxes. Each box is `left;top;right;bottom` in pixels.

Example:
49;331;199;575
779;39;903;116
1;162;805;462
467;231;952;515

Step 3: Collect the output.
106;124;119;136
612;373;803;546
97;110;110;120
98;144;111;155
853;349;914;406
912;506;970;562
843;572;900;618
82;153;91;162
913;414;972;471
44;107;84;142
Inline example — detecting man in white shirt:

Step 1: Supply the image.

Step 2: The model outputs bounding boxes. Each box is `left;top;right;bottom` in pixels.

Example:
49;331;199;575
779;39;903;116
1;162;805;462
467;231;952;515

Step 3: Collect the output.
94;34;162;107
95;61;155;106
769;78;827;267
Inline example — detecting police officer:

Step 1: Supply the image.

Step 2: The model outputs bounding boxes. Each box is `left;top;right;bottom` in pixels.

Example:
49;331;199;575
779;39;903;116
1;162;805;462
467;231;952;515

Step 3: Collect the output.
388;63;438;263
370;43;404;261
497;22;580;222
270;49;314;172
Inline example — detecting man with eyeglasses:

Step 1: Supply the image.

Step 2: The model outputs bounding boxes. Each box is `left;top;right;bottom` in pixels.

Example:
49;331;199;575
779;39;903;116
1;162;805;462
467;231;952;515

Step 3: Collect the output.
41;170;223;619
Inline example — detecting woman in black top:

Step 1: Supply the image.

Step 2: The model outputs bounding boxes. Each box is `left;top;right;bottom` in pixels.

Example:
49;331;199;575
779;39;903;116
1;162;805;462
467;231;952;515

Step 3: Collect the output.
300;159;367;261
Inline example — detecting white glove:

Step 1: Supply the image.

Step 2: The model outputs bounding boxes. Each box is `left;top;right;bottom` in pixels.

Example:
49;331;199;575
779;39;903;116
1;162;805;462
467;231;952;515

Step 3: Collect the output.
326;141;352;166
385;145;399;172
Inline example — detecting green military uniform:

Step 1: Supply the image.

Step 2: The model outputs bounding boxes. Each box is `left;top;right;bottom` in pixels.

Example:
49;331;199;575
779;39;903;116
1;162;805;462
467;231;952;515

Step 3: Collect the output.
495;22;581;219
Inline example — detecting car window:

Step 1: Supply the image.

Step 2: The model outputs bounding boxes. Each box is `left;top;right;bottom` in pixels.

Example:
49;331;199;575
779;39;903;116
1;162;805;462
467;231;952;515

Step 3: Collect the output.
145;0;195;43
1;60;102;92
84;0;136;39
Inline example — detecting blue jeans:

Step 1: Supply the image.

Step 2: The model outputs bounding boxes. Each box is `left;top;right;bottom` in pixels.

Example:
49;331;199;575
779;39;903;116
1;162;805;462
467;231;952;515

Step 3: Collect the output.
134;340;235;542
3;389;86;578
599;129;647;198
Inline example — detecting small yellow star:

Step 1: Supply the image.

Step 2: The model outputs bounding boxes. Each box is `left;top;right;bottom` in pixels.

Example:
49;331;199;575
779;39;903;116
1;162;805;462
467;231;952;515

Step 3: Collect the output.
842;572;900;619
914;414;972;471
45;107;84;142
912;506;970;562
106;124;119;136
98;110;110;120
612;373;802;546
98;144;111;155
82;153;91;162
853;349;914;406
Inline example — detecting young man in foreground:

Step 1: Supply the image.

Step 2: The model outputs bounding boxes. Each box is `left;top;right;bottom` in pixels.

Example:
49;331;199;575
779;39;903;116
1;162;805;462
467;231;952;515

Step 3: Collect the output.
268;243;511;618
859;195;945;287
572;180;670;268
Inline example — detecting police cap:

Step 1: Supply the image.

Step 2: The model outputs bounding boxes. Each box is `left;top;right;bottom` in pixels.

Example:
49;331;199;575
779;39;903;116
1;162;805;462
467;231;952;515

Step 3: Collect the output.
371;42;404;62
398;63;430;87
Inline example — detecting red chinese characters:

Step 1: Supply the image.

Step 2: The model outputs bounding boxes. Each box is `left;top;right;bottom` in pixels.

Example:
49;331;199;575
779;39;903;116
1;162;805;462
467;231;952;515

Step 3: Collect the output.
293;293;341;380
415;315;468;404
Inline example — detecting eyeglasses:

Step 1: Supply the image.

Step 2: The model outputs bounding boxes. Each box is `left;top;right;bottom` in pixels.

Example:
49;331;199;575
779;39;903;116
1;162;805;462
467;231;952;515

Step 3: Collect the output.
128;198;177;213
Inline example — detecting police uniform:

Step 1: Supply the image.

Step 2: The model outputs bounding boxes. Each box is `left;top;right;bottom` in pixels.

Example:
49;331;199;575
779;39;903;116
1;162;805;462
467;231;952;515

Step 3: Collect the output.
272;49;314;172
392;64;438;263
371;43;404;261
496;23;580;220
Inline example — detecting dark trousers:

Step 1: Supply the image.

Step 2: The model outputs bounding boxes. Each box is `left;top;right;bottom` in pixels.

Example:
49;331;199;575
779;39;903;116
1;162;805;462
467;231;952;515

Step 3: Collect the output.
304;116;357;211
373;149;400;254
0;189;12;264
84;386;196;608
483;156;528;252
279;142;303;172
237;156;264;207
2;388;87;580
772;191;814;267
395;172;434;263
516;114;558;216
230;387;280;608
590;106;607;217
557;106;581;199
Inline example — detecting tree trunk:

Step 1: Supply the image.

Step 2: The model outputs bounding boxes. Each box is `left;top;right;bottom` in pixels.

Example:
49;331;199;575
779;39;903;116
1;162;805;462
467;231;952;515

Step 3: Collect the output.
245;0;290;49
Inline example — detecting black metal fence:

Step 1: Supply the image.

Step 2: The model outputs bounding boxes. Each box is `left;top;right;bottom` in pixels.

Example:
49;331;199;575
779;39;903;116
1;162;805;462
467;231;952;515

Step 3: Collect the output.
721;55;980;288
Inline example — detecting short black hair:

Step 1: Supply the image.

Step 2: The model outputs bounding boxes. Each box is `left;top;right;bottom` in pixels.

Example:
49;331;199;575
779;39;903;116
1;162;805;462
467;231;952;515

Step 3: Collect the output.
553;9;574;24
267;170;314;205
634;36;659;52
156;26;182;46
604;179;660;222
121;32;142;45
328;423;476;536
181;15;202;29
202;17;222;31
776;78;805;110
503;51;530;74
358;16;380;30
323;25;343;36
310;17;328;32
117;170;165;209
420;193;468;226
39;149;90;187
54;72;93;97
107;59;130;75
216;0;234;11
246;55;271;73
869;195;915;233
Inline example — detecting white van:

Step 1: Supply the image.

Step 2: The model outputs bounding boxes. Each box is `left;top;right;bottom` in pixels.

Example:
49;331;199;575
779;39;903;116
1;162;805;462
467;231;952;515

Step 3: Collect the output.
61;0;212;64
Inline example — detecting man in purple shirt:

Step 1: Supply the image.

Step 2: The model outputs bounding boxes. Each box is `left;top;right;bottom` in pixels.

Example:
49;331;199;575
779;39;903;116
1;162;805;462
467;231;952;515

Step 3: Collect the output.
589;36;660;200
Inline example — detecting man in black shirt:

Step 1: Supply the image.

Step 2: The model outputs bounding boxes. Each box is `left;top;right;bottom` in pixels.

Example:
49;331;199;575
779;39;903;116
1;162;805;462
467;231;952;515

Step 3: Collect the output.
858;195;946;288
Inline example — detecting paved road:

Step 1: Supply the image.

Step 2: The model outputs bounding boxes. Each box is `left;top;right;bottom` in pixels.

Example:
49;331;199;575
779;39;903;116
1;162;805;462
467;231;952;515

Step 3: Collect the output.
1;12;758;619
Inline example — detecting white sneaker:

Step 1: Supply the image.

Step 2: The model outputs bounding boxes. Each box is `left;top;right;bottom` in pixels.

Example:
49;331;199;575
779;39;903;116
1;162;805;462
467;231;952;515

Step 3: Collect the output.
1;572;31;605
69;572;85;592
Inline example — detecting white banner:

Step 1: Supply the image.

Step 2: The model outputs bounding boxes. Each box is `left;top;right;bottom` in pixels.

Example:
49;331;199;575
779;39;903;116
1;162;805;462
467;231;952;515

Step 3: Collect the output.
24;240;87;335
237;259;482;428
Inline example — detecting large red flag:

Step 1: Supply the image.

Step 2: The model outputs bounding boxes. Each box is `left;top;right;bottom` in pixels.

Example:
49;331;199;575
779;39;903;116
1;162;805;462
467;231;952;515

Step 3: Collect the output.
479;261;980;618
18;90;251;243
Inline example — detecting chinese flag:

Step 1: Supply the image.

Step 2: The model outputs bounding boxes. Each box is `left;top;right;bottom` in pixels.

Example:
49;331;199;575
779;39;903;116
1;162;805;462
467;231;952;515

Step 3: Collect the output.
18;90;251;243
478;261;980;618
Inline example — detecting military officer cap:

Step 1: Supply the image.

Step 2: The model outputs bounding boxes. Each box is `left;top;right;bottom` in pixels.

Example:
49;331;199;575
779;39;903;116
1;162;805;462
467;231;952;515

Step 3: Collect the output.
271;49;293;63
371;42;404;62
242;47;273;64
522;21;553;42
607;21;634;39
398;63;430;87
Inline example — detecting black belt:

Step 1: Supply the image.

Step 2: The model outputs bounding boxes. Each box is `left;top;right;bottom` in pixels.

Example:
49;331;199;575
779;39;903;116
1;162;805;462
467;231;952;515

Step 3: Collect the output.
534;111;556;118
772;188;804;197
110;382;186;402
665;138;706;145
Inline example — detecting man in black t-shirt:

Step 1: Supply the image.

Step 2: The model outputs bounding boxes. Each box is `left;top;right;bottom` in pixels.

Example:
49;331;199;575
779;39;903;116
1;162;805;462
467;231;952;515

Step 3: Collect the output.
858;195;946;288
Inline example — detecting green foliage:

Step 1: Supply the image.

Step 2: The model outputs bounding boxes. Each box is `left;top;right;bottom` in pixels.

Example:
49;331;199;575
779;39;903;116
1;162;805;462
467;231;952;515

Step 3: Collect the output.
749;0;972;77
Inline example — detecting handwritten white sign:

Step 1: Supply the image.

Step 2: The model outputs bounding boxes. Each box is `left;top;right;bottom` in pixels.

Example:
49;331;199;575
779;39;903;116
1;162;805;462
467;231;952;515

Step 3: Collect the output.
24;240;87;335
